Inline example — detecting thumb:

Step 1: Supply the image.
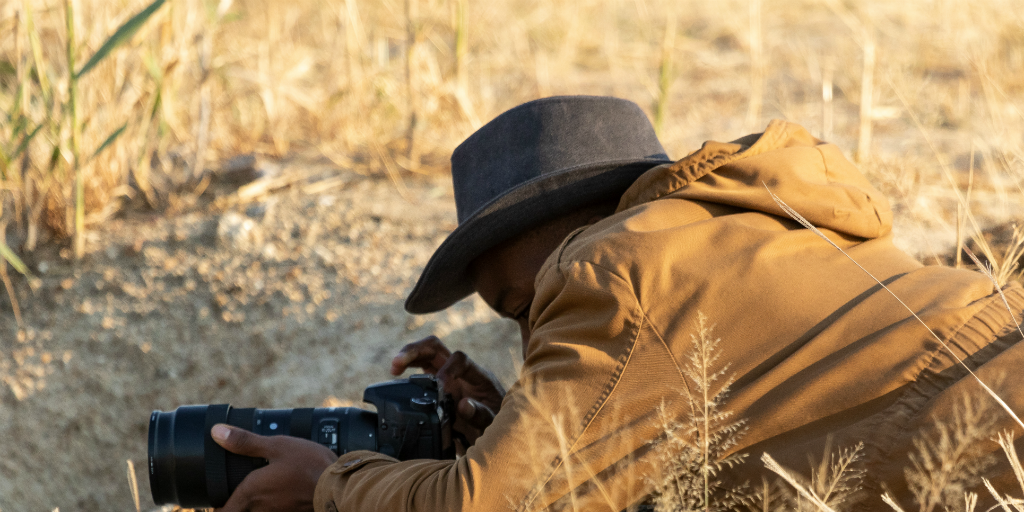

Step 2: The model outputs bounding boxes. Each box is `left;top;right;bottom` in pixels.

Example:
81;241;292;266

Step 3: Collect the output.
458;398;495;430
211;424;273;458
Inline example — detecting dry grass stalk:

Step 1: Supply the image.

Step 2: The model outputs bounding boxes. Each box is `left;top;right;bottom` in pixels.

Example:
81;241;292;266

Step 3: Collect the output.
955;146;978;270
888;81;1009;274
761;453;837;512
126;459;140;512
856;35;875;164
996;431;1024;498
509;369;627;511
653;8;676;136
405;0;421;171
881;492;908;512
902;394;998;512
964;492;979;512
64;0;82;258
968;229;1024;289
344;0;365;89
807;438;866;510
374;141;411;202
759;437;864;512
553;414;581;511
962;246;1024;346
743;477;792;512
745;0;763;132
956;203;966;269
818;0;875;162
983;477;1024;511
649;312;748;512
453;0;468;94
0;254;22;329
820;56;834;141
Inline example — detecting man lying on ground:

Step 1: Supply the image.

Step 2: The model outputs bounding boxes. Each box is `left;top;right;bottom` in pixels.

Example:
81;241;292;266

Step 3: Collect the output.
210;96;1024;512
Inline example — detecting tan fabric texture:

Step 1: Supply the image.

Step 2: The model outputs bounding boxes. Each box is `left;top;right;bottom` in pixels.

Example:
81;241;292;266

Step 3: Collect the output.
314;120;1024;511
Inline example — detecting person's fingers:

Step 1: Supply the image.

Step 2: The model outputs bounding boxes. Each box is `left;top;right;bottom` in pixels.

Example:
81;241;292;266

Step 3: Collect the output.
213;464;266;512
439;351;505;415
390;347;422;375
439;351;502;391
436;349;463;375
210;435;336;512
212;474;253;512
457;397;496;430
212;424;275;459
438;350;479;383
391;336;451;375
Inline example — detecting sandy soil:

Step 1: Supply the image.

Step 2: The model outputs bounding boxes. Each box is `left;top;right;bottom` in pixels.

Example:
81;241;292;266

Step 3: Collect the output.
0;160;519;512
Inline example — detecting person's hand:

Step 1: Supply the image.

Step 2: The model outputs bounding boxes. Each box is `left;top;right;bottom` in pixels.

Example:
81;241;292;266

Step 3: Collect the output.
211;424;337;512
391;336;505;451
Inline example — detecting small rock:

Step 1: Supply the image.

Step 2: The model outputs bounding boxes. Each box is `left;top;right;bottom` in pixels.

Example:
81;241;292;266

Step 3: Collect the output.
217;154;265;185
217;212;264;252
245;203;267;219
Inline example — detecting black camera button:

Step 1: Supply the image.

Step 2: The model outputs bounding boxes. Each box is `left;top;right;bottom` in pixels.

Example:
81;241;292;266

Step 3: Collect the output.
409;397;436;412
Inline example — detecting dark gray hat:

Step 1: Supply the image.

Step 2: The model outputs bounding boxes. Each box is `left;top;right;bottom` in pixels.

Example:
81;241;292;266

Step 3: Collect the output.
404;95;671;314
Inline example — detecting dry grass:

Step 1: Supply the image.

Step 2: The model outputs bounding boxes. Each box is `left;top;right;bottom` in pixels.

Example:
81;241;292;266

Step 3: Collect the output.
2;0;1024;261
651;309;749;509
648;313;748;512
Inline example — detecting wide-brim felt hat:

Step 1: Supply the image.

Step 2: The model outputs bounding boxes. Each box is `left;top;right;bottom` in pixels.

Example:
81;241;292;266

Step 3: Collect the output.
405;95;672;314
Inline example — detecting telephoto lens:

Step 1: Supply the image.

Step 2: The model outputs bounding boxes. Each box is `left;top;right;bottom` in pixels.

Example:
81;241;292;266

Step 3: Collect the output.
147;404;377;508
147;375;453;508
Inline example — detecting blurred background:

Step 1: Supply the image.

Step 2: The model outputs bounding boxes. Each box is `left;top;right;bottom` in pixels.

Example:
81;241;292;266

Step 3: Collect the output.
1;0;1023;510
3;0;1024;264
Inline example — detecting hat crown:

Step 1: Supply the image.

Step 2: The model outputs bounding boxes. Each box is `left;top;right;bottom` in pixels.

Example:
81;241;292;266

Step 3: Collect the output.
451;96;668;224
405;95;671;314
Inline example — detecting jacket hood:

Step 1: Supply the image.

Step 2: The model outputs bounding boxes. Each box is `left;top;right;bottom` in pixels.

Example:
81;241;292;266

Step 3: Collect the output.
618;119;893;240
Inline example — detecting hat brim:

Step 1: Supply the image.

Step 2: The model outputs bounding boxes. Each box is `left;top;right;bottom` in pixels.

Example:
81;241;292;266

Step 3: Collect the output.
404;157;670;314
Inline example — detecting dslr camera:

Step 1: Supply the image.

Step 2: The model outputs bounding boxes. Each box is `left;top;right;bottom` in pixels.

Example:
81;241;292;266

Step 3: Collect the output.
148;374;455;508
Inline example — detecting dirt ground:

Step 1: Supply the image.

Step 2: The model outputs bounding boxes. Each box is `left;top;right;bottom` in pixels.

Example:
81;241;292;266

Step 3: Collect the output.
0;159;520;512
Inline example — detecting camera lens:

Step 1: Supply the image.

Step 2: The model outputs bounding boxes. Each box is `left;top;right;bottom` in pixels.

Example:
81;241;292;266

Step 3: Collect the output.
148;404;377;508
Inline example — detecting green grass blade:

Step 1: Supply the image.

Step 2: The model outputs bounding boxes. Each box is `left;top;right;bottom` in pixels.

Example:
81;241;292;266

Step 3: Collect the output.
0;146;9;178
142;50;163;82
89;123;128;162
24;0;52;103
12;123;43;160
48;145;61;172
4;122;41;178
10;99;28;139
0;241;30;275
76;0;167;79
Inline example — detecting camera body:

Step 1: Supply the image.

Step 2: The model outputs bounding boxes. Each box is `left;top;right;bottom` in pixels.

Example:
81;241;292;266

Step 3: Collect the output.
148;374;455;508
362;374;456;459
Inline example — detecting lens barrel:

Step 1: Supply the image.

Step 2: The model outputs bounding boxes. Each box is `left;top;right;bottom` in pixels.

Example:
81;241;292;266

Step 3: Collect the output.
148;404;377;508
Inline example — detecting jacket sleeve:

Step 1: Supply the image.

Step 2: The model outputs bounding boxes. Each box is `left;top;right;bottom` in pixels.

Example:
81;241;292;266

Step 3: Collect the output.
313;257;688;512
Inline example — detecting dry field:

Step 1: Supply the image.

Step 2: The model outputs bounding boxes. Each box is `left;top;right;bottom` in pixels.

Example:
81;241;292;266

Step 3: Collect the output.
1;0;1024;510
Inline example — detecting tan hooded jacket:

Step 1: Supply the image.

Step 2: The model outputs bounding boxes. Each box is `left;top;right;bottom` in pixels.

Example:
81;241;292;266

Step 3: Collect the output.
314;120;1024;511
